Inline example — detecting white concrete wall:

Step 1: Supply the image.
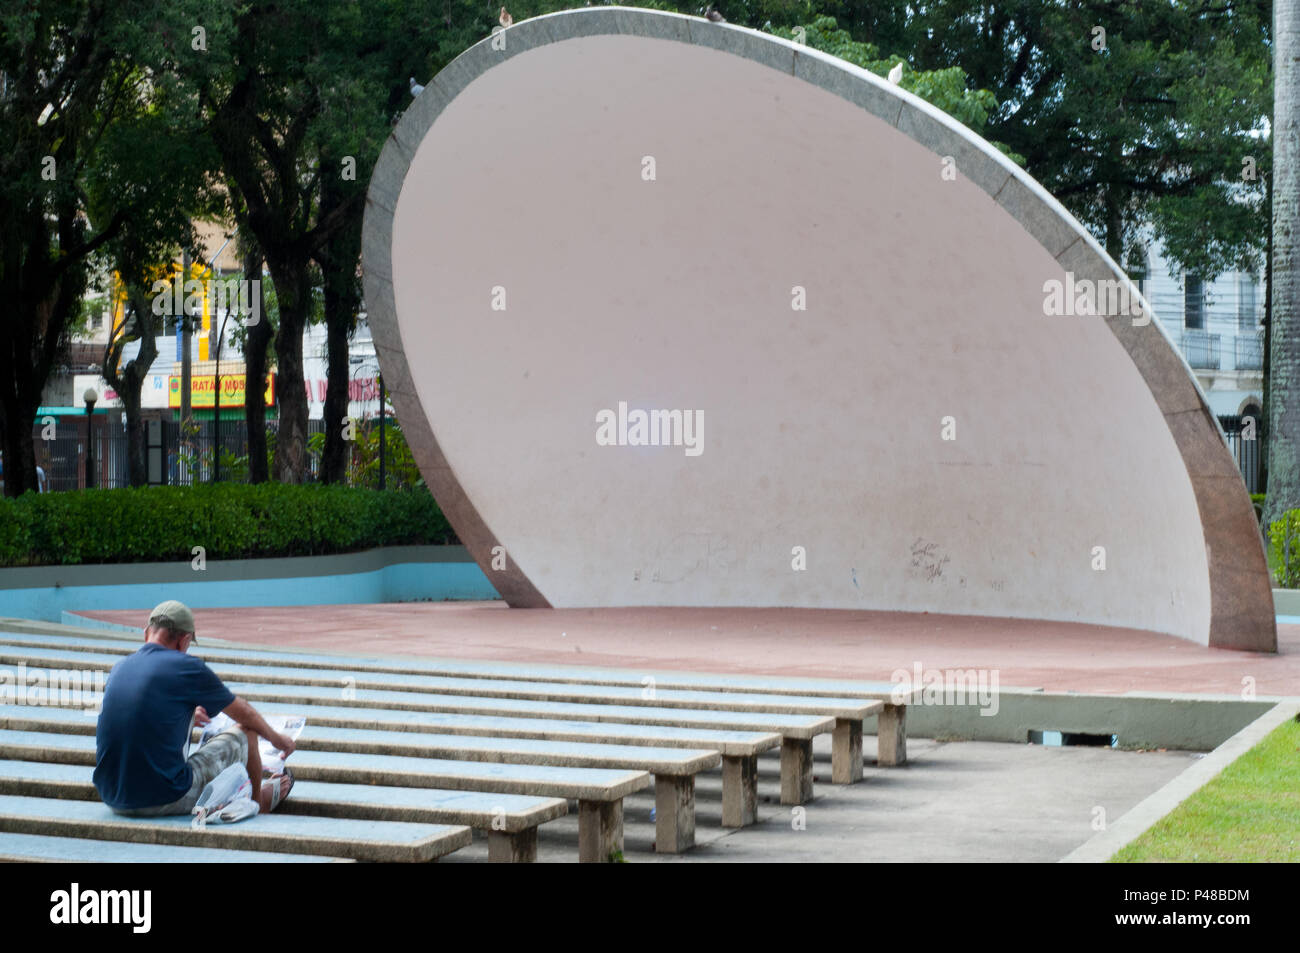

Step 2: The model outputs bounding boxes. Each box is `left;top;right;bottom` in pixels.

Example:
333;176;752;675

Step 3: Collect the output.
388;34;1214;641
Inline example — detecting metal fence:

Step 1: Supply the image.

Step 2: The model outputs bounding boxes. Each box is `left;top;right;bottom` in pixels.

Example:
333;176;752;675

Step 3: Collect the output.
1218;414;1261;495
33;416;325;490
31;412;1264;495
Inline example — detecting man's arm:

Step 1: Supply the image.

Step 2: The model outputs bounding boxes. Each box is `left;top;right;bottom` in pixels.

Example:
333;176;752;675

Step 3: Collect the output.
221;697;296;756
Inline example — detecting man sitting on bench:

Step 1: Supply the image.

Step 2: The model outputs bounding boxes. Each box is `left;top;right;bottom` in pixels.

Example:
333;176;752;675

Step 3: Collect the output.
93;600;296;817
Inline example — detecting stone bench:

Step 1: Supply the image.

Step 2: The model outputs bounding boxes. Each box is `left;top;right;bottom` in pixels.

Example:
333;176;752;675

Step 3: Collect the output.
0;644;874;804
0;729;649;862
0;632;914;767
292;726;716;853
12;670;839;811
3;702;783;831
0;714;712;853
0;758;565;863
210;681;844;809
0;792;469;862
0;829;352;862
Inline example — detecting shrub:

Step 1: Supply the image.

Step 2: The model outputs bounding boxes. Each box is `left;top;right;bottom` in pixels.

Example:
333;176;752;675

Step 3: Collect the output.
1268;509;1300;588
0;483;458;567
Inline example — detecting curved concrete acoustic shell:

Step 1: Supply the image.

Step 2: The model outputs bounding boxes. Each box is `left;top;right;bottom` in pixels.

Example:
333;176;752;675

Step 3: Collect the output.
363;7;1275;651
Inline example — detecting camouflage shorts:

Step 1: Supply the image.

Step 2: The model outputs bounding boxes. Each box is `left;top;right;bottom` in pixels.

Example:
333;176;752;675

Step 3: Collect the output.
112;725;248;817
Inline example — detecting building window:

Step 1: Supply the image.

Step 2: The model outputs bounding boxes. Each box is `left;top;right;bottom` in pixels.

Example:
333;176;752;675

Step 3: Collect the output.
1184;274;1205;330
1238;275;1259;330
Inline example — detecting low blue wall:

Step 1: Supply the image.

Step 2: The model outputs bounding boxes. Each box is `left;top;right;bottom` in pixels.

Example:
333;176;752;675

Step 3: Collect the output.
0;546;499;623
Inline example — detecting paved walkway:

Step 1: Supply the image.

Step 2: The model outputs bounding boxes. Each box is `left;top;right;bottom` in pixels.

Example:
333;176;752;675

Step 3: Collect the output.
446;733;1198;862
75;603;1300;695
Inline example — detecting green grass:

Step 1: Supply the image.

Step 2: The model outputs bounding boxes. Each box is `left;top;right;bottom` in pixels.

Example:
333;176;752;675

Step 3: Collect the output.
1112;717;1300;862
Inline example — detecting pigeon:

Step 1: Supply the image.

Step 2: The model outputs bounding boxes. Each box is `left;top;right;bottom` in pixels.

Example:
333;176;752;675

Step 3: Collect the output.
887;62;903;85
499;6;513;27
705;4;725;22
409;77;424;97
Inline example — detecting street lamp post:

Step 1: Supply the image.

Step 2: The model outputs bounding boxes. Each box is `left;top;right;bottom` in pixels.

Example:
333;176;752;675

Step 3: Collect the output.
212;309;236;483
83;388;98;489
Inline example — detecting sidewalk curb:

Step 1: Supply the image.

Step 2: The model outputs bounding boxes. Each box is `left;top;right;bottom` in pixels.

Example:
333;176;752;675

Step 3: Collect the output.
1059;700;1300;863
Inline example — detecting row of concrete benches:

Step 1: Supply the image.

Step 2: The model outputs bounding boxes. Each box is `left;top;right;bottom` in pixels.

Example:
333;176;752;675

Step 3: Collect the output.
0;632;913;772
0;623;915;861
0;789;470;862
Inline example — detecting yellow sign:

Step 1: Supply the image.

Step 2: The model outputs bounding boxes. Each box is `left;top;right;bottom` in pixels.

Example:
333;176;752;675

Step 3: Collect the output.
169;373;275;409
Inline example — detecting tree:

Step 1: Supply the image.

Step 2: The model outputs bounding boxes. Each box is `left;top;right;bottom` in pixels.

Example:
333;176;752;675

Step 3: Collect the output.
1268;0;1300;524
0;1;153;495
308;0;461;485
315;162;363;485
238;244;275;484
174;1;455;485
764;14;1009;150
876;1;1272;275
87;64;216;486
99;275;159;487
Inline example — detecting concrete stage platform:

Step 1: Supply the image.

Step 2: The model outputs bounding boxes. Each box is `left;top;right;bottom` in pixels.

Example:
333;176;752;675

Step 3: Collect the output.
71;603;1300;696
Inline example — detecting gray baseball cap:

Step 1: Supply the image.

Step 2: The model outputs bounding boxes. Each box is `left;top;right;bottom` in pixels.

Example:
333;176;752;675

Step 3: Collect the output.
149;600;196;637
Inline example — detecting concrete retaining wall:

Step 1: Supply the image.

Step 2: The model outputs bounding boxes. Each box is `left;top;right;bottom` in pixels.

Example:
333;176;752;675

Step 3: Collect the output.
870;687;1279;751
1273;588;1300;616
0;546;499;621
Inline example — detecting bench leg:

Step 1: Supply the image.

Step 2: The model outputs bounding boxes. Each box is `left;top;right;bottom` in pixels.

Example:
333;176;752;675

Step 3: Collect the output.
721;754;758;828
654;774;696;853
487;827;538;863
832;717;864;783
878;703;908;766
578;799;624;862
780;737;814;805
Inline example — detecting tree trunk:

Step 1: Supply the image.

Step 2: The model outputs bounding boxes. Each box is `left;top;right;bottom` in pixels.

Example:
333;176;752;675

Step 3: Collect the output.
1104;186;1123;263
242;250;273;484
268;256;312;484
0;202;90;497
0;392;40;497
101;287;158;488
122;390;146;486
1263;169;1274;496
316;167;363;485
1268;0;1300;526
320;282;354;484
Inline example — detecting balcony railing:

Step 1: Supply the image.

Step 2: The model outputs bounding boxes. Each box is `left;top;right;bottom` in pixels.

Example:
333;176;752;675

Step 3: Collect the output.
1181;330;1220;370
1235;333;1264;371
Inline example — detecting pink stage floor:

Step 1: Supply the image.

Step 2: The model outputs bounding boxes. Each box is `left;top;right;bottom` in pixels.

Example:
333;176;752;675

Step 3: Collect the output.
71;603;1300;696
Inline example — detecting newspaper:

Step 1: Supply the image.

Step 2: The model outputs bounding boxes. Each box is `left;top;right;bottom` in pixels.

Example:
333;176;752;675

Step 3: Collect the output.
192;763;259;826
196;711;306;775
188;712;305;825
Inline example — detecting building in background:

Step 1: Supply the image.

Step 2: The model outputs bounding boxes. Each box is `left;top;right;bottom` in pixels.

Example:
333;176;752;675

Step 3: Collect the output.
1131;237;1263;491
1132;239;1264;420
35;220;383;488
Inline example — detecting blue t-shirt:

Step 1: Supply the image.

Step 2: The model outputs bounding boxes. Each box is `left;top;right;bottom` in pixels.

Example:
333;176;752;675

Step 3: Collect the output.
93;643;237;809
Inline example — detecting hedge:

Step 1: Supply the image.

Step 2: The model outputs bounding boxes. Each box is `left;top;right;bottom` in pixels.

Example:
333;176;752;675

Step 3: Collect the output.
1271;508;1300;588
0;484;457;567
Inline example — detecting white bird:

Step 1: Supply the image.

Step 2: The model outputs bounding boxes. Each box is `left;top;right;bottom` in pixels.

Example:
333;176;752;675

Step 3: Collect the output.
499;6;513;27
705;4;725;22
409;77;424;97
887;62;904;85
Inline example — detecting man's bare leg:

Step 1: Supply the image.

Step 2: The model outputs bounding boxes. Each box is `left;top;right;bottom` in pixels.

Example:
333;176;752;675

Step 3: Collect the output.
241;728;291;812
259;774;292;812
243;728;262;795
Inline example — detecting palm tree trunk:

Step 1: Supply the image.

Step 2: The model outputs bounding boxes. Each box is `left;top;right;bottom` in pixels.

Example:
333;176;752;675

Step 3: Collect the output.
1267;0;1300;526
